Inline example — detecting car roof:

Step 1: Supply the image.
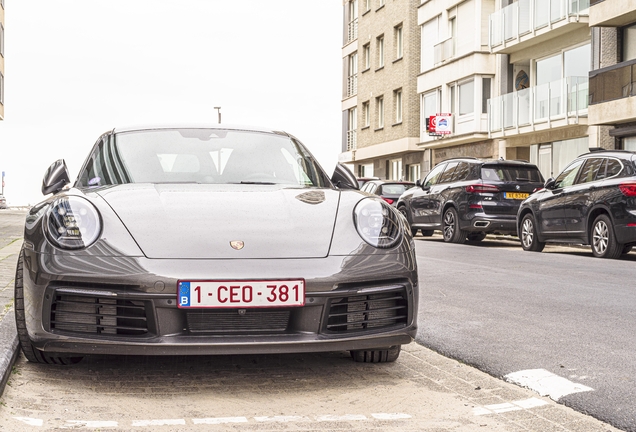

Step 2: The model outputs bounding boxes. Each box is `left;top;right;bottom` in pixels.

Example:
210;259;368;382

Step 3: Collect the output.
577;149;636;159
111;124;290;136
437;157;538;167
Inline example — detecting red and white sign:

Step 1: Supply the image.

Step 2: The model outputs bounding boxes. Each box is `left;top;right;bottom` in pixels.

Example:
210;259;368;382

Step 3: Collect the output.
428;114;453;135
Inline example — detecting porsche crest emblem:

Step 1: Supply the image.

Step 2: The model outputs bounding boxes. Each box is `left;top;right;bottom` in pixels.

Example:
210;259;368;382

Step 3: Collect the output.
230;240;244;250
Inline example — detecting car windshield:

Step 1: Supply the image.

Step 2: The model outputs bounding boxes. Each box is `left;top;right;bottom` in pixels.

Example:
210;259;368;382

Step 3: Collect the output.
76;129;331;188
481;166;543;182
381;184;411;195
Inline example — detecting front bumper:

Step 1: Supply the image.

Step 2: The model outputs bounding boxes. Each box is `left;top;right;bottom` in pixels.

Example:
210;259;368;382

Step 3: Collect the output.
22;250;418;356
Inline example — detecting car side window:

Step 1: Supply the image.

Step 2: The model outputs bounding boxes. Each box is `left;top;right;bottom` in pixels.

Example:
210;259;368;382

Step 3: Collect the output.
437;162;459;184
450;162;471;182
605;158;623;178
423;163;447;187
554;159;585;189
576;158;604;184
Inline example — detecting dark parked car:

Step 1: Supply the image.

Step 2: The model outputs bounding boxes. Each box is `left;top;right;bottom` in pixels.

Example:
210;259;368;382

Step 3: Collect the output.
397;158;544;242
15;125;419;365
518;150;636;258
360;180;415;206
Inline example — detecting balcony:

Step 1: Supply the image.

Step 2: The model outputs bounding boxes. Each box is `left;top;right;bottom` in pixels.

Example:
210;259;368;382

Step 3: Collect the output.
346;130;357;151
489;0;589;54
488;76;588;135
347;18;358;43
588;59;636;125
434;37;454;65
589;0;636;27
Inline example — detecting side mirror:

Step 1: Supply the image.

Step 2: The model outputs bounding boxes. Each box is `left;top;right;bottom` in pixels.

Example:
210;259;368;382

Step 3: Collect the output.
42;159;71;195
331;163;359;190
415;179;421;187
544;177;556;190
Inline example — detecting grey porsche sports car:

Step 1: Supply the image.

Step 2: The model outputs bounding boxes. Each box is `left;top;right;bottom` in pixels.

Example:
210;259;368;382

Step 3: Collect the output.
16;125;418;365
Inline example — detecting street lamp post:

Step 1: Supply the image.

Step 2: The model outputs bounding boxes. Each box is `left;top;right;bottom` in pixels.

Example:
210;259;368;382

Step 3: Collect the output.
214;107;222;124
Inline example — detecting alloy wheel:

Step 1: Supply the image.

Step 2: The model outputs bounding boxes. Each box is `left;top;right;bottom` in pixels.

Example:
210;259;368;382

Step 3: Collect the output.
443;211;455;240
593;220;609;255
521;218;534;249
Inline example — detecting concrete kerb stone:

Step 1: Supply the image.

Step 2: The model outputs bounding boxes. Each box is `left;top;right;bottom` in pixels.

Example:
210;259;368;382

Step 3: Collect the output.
0;309;18;397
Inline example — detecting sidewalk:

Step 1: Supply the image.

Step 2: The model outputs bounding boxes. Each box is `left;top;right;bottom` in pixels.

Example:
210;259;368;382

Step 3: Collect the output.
0;238;22;397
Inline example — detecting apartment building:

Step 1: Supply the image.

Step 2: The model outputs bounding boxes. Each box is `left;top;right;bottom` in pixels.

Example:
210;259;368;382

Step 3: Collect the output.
588;0;636;150
0;0;4;120
487;0;592;179
340;0;422;181
418;0;497;170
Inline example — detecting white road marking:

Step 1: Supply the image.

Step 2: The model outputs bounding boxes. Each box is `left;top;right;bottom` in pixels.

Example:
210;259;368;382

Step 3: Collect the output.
13;417;43;426
254;415;311;422
505;369;593;400
473;397;549;416
131;419;186;426
192;417;248;425
62;420;118;428
315;414;368;422
371;413;412;420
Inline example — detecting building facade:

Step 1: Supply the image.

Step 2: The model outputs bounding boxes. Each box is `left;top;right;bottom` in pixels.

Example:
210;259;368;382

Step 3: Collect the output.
487;0;593;180
340;0;423;181
588;0;636;150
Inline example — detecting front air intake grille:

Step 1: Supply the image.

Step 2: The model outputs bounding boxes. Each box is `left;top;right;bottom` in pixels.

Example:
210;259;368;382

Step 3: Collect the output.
326;288;408;333
186;309;291;334
51;294;149;336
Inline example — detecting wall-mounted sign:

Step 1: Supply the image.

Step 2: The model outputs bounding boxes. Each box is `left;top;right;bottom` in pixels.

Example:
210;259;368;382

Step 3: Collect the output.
428;114;453;135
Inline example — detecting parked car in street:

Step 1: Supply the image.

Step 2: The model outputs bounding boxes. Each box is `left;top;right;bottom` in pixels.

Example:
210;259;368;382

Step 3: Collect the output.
517;150;636;258
360;179;415;206
357;176;380;188
397;158;544;242
0;195;6;209
16;125;418;365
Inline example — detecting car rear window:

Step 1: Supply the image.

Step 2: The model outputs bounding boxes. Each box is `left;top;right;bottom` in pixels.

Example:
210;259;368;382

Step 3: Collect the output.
381;184;411;195
481;165;543;182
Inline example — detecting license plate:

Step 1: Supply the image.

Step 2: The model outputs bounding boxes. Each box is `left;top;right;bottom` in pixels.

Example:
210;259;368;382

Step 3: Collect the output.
177;279;305;308
504;192;529;200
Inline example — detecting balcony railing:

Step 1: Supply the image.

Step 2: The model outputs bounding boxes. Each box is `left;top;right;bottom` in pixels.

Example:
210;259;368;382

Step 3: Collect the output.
347;18;358;43
346;130;357;151
490;0;589;49
346;74;358;98
488;76;588;133
589;59;636;105
433;37;454;65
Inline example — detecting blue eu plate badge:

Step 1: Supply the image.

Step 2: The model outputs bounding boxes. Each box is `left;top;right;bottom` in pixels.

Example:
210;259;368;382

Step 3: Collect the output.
179;282;190;307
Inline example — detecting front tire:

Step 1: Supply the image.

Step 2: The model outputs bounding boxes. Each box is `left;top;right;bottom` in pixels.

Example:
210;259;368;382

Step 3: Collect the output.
350;345;401;363
14;249;83;365
591;214;623;259
442;208;467;244
520;214;545;252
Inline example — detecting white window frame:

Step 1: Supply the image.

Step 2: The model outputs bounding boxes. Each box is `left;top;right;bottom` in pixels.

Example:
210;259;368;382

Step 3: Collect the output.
395;89;403;124
389;158;402;180
395;24;403;59
377;96;384;129
363;43;370;70
377;35;385;68
362;101;370;127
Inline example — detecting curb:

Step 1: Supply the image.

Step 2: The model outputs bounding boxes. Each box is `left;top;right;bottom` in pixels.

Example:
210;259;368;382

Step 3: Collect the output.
0;309;19;396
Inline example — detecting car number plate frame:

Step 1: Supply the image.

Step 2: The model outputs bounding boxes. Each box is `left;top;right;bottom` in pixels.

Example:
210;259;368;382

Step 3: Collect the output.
504;192;529;200
177;279;306;309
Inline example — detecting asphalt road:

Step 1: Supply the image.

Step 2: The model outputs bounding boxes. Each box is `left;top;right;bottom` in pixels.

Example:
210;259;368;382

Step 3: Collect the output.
414;234;636;431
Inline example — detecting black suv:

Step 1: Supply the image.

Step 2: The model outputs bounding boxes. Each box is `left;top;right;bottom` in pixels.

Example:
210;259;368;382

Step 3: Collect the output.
518;150;636;259
397;158;544;243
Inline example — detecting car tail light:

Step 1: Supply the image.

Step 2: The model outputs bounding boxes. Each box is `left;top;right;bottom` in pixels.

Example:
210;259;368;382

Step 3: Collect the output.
382;197;394;205
466;183;499;193
469;204;482;209
619;182;636;197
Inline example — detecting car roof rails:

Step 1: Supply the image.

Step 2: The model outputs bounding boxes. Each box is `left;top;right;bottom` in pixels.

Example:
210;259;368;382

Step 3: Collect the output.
439;156;479;163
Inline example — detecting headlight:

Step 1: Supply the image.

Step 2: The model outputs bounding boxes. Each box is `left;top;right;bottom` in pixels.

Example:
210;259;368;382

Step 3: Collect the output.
353;198;402;248
45;196;102;249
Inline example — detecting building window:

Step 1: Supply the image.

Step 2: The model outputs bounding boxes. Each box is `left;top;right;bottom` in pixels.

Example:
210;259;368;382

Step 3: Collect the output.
389;159;402;180
408;164;421;182
395;24;403;59
347;52;358;97
459;80;475;115
394;89;403;123
347;1;358;42
422;89;439;132
362;101;370;127
363;44;370;70
0;72;4;105
376;96;384;129
421;16;440;72
377;35;384;68
379;0;385;7
623;23;636;62
0;23;3;58
624;137;636;151
482;78;491;114
347;107;357;151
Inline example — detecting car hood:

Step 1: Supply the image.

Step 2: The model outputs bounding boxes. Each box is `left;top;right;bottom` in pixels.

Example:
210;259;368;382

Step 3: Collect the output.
97;184;340;259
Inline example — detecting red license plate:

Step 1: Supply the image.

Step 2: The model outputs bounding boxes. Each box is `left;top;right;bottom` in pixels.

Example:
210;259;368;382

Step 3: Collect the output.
177;279;305;308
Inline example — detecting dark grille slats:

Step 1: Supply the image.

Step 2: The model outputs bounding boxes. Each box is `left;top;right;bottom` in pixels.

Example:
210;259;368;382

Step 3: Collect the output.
326;289;408;332
186;310;291;334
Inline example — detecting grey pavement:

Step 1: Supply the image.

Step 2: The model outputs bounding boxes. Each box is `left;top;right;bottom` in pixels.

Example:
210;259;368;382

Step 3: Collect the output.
0;210;621;431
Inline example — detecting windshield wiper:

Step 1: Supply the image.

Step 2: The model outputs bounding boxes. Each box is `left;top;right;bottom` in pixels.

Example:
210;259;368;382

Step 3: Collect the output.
238;181;277;185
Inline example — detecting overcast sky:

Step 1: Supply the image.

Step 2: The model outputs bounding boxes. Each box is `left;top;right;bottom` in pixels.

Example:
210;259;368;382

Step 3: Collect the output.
0;0;343;205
